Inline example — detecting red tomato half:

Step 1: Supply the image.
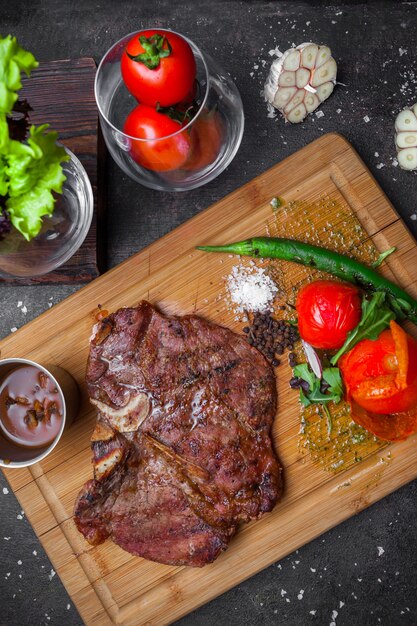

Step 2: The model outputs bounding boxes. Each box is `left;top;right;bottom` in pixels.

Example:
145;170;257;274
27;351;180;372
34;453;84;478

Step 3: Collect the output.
340;321;417;415
121;30;196;107
339;321;417;441
296;280;362;350
123;104;192;172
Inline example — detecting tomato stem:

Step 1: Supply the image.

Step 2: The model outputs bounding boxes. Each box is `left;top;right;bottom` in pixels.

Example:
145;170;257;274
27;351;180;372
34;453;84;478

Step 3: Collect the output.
127;34;172;70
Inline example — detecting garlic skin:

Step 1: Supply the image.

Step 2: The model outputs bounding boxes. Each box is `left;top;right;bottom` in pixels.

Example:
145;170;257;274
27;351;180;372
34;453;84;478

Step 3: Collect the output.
264;43;337;123
395;104;417;171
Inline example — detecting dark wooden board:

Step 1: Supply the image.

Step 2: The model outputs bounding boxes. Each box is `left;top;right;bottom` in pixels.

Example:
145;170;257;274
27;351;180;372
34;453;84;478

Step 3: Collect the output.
0;57;106;285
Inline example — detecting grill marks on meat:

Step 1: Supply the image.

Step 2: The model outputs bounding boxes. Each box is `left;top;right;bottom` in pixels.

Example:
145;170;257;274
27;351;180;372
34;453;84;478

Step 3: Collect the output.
74;302;282;567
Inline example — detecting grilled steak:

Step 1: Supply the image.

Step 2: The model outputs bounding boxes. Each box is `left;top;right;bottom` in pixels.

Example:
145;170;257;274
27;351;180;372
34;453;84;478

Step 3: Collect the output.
74;302;282;567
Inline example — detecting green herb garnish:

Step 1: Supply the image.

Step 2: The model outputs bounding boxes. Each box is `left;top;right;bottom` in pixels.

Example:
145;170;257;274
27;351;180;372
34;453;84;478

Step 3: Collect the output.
331;292;395;364
293;363;344;406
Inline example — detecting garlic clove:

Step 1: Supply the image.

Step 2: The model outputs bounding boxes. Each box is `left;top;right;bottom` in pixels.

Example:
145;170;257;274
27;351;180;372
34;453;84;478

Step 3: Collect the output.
286;103;307;124
396;132;417;148
279;70;296;87
284;89;305;114
316;81;335;102
395;109;417;132
316;46;332;68
397;147;417;170
273;86;297;109
283;49;301;71
311;58;337;87
301;43;319;69
296;67;310;88
305;92;320;113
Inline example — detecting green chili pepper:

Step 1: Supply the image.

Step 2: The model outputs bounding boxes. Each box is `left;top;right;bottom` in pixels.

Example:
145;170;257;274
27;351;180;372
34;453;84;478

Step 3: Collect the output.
196;237;417;325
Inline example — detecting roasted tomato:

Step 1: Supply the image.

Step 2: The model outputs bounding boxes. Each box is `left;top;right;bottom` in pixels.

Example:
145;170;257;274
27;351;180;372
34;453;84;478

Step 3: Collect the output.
296;280;362;349
121;30;196;107
123;104;191;172
183;109;224;171
339;321;417;441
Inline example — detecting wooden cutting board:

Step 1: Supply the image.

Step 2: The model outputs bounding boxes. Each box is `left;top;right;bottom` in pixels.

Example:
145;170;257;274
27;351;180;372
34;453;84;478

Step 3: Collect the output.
2;133;417;626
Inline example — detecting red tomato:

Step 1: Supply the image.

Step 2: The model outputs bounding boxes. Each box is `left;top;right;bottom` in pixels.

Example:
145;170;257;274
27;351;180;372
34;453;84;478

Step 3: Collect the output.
183;109;224;171
123;104;191;172
296;280;362;349
121;30;196;107
340;321;417;416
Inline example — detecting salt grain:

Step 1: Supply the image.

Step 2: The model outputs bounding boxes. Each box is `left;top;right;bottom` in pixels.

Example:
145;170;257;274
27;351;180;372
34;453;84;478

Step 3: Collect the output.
376;163;385;169
363;115;370;123
377;546;385;556
315;110;324;118
2;487;9;494
10;327;17;333
48;568;56;580
297;589;304;600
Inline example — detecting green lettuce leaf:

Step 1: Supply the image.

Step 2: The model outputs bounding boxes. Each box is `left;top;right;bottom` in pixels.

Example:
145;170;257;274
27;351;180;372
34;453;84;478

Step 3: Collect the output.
5;124;69;241
0;35;38;114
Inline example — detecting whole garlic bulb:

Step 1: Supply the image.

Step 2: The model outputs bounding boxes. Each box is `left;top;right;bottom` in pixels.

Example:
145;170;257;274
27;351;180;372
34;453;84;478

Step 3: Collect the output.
395;104;417;171
264;43;337;123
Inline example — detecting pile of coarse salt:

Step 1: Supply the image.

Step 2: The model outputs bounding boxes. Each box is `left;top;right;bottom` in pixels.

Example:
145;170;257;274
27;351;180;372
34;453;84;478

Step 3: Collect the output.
227;264;278;313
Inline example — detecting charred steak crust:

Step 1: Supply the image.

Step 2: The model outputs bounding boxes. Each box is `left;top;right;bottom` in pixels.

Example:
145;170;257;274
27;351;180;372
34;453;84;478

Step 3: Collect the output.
74;302;282;567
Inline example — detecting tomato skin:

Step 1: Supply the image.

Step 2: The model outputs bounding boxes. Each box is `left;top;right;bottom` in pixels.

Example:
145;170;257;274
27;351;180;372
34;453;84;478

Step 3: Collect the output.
340;323;417;416
123;104;191;171
121;30;196;107
182;109;224;171
296;280;362;349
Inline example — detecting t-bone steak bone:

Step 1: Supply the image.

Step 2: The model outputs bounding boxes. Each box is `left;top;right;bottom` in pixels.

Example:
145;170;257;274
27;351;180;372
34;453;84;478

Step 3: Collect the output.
74;302;282;567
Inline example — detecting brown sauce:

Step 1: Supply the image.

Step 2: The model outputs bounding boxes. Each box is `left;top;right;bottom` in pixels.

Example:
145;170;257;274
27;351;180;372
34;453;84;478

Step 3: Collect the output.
0;365;63;449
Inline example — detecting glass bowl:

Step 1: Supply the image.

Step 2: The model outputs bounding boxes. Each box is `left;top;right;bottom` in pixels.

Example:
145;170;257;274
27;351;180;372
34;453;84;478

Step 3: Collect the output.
0;147;93;278
95;30;245;191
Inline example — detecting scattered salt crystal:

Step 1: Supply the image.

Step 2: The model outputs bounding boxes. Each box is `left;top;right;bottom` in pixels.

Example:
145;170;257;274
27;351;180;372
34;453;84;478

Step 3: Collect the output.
374;152;379;157
315;110;324;118
399;48;407;56
2;487;9;494
297;589;304;600
376;163;385;170
268;47;282;58
21;305;27;315
378;578;382;583
17;301;23;307
32;550;37;556
363;115;370;123
67;604;71;610
377;546;385;556
331;20;336;24
10;327;17;333
339;601;345;608
306;21;311;26
392;158;398;167
227;265;278;313
17;560;22;565
48;568;56;580
310;567;316;572
310;610;316;615
285;598;290;603
4;537;10;541
410;214;417;221
336;109;341;114
16;514;23;520
281;589;287;597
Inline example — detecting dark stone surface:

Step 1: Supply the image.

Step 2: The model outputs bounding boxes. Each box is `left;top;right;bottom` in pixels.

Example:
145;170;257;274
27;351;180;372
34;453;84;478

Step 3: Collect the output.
0;1;416;624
